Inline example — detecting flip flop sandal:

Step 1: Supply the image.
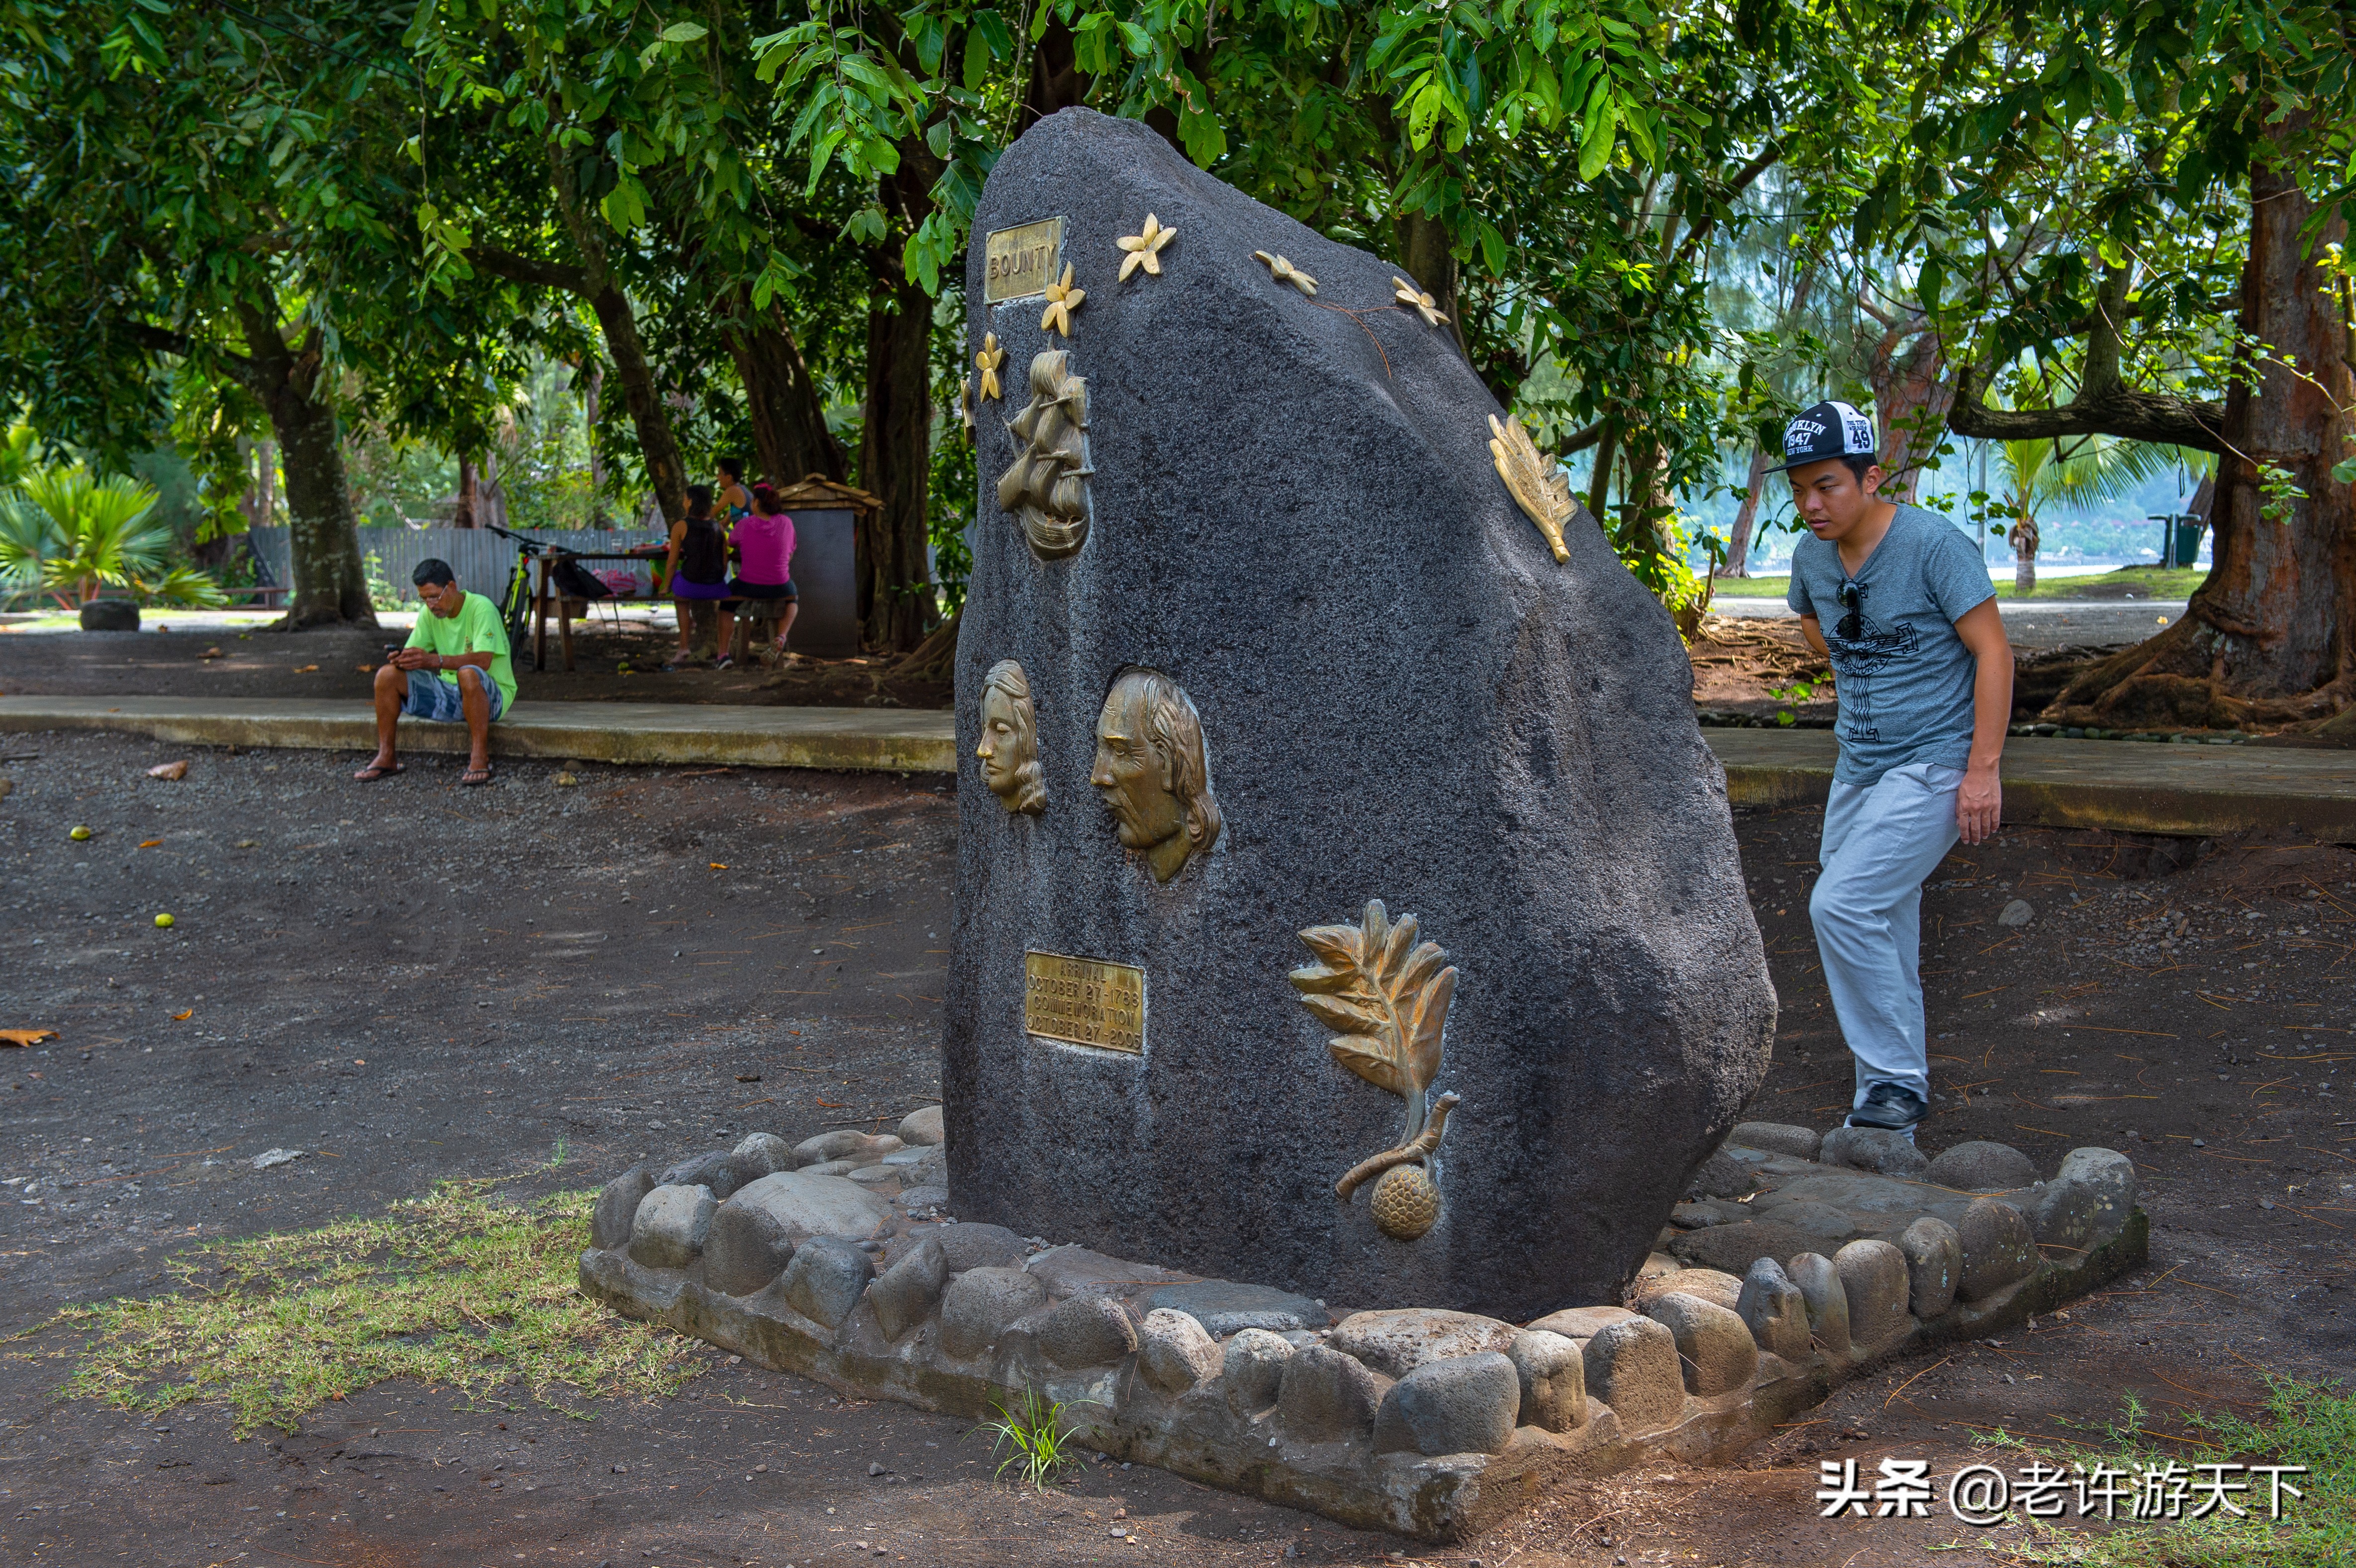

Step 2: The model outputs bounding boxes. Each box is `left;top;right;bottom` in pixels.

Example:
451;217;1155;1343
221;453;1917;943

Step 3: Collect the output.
352;762;405;782
460;765;495;787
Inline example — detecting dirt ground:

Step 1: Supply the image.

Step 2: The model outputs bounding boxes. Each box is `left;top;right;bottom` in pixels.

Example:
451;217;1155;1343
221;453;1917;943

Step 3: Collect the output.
0;619;954;711
1;731;2351;1567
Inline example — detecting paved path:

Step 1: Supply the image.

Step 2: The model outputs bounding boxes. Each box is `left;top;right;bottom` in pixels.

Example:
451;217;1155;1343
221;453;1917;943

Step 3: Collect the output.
1711;597;2189;650
3;694;2349;836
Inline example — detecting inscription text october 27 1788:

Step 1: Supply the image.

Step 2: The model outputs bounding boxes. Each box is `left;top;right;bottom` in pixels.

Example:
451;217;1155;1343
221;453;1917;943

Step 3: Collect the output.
985;218;1065;303
1024;951;1146;1054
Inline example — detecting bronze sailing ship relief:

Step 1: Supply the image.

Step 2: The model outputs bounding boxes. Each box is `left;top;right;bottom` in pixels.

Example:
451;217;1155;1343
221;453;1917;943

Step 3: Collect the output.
997;349;1094;561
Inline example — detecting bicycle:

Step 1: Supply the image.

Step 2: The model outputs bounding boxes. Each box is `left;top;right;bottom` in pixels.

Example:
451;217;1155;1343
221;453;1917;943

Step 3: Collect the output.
483;522;545;659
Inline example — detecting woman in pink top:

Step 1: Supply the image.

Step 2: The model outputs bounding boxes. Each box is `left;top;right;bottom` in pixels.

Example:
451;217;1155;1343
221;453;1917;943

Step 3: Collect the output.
729;482;798;660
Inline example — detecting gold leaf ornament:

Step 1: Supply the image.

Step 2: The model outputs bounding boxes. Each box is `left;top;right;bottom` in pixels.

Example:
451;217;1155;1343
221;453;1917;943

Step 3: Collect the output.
1289;899;1462;1237
1040;265;1085;337
1390;275;1449;326
974;332;1005;402
1488;413;1574;564
1253;250;1317;295
1116;213;1176;280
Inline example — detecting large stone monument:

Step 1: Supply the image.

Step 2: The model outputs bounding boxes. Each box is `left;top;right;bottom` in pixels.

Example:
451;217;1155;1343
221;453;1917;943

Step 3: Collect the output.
945;109;1775;1320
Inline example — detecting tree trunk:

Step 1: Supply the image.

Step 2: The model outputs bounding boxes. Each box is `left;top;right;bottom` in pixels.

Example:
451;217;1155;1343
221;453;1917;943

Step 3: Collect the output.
585;281;689;528
2048;132;2356;730
1869;312;1954;503
858;270;938;652
454;457;480;528
1397;211;1471;364
1724;448;1771;577
2010;514;2038;593
238;437;278;531
232;301;374;628
584;366;610;526
724;294;847;485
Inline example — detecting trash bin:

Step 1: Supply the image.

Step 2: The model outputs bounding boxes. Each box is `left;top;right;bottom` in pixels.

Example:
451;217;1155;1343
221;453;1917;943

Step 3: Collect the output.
2172;518;2206;569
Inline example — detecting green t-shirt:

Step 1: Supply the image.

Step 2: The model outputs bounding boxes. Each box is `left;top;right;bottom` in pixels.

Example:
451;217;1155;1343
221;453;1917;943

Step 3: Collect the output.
405;591;516;712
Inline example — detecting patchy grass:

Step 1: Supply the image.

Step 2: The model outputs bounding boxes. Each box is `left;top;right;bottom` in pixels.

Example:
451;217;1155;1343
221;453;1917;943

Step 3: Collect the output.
1715;566;2210;604
31;1179;703;1436
1971;1378;2355;1566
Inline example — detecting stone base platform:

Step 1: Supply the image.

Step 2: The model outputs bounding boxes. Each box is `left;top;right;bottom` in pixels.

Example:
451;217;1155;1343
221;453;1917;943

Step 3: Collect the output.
579;1118;2147;1542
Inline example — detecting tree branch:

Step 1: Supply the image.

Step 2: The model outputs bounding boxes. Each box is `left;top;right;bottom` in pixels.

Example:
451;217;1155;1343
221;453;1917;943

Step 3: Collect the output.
1948;365;2226;452
465;244;590;295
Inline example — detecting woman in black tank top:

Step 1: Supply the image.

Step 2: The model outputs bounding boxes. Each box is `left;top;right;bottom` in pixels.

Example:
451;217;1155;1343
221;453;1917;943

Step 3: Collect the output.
665;486;735;668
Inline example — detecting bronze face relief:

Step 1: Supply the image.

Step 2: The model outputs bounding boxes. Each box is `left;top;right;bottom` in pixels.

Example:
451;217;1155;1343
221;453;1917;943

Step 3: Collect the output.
975;659;1047;815
997;350;1093;560
1090;668;1221;883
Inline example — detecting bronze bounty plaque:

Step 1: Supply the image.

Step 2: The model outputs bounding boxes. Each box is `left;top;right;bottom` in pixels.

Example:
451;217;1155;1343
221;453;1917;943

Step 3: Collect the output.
984;218;1064;303
1023;951;1145;1054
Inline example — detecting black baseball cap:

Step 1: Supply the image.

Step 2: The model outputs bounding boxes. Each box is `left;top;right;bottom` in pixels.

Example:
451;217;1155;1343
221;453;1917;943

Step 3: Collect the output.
1770;399;1878;472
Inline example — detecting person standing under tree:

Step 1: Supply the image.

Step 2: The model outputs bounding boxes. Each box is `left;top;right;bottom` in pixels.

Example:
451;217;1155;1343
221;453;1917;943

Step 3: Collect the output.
728;482;799;667
353;558;515;786
664;485;735;670
716;457;754;523
1778;400;2014;1140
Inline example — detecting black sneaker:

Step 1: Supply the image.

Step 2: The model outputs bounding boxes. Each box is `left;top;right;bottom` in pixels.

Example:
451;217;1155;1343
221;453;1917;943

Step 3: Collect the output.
1846;1081;1927;1133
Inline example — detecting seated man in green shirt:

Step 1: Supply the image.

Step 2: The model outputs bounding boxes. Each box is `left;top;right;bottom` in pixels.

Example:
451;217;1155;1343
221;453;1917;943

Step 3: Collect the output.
354;558;517;786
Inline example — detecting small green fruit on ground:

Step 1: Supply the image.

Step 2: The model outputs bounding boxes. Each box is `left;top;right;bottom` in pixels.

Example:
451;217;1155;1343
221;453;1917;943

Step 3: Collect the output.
70;825;92;841
154;913;174;928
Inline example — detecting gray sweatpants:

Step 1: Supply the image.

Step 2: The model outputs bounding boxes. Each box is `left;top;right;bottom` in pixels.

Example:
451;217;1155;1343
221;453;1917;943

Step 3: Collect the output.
1810;761;1964;1123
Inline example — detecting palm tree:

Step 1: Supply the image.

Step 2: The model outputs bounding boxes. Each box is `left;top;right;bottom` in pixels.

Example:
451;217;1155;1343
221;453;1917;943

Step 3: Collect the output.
0;465;224;609
1991;435;2187;592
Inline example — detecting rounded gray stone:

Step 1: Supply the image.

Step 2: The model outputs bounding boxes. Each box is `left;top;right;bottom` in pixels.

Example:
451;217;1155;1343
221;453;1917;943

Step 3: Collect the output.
733;1133;794;1177
1220;1328;1294;1417
792;1129;901;1168
2030;1178;2102;1249
1140;1280;1327;1338
1525;1305;1636;1342
702;1199;796;1297
781;1235;875;1329
80;600;138;632
1507;1328;1585;1432
1038;1293;1140;1369
1925;1140;2037;1192
1580;1316;1684;1435
658;1150;762;1202
934;1223;1030;1274
1644;1291;1758;1395
939;1266;1048;1359
1769;1201;1858;1243
723;1172;895;1250
1785;1252;1851;1360
1958;1198;2037;1301
1834;1240;1912;1348
870;1237;949;1342
1729;1122;1822;1160
1137;1307;1223;1395
2054;1148;2137;1240
627;1183;715;1271
1819;1127;1930;1178
1735;1257;1811;1363
1684;1151;1762;1200
591;1165;656;1252
1276;1342;1383;1442
1372;1353;1519;1457
897;1105;945;1146
1631;1267;1743;1313
1328;1309;1516;1378
1897;1216;1962;1319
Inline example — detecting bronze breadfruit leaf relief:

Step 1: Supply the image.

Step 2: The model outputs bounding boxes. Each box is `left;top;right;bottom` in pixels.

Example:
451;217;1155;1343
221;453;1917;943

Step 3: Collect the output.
1288;900;1462;1242
1488;413;1575;564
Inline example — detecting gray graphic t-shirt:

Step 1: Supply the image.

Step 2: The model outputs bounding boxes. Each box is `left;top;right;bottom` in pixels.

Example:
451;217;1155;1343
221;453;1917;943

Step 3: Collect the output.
1787;505;1995;785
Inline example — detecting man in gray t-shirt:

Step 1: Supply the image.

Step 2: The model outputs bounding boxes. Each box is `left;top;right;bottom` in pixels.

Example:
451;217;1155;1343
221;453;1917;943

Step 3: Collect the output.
1772;400;2014;1139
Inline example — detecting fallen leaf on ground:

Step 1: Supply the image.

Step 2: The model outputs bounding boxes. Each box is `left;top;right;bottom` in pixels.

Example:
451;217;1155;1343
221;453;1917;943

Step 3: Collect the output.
199;647;223;659
146;760;189;780
554;772;579;786
138;839;163;848
294;664;319;673
709;862;728;870
172;1010;193;1021
357;664;375;673
1;1029;58;1048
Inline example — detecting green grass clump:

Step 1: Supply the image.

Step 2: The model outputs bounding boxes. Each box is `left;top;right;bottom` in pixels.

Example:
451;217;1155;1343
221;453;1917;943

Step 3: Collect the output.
977;1386;1091;1490
1717;566;2209;604
35;1179;703;1436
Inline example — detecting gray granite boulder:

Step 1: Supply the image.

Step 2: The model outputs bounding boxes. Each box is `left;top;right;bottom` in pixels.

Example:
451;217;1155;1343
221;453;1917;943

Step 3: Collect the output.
898;1105;945;1146
1137;1307;1223;1394
1027;1245;1185;1300
1735;1258;1811;1362
1329;1310;1516;1378
2030;1177;2102;1249
1222;1329;1295;1416
723;1172;894;1250
1508;1329;1586;1432
1729;1122;1821;1160
2054;1148;2137;1239
942;107;1774;1320
940;1266;1048;1359
1645;1292;1758;1395
628;1183;715;1270
658;1150;761;1201
1898;1216;1962;1319
1819;1127;1930;1178
1685;1151;1762;1200
1925;1141;2037;1191
702;1199;797;1297
792;1130;900;1169
1958;1198;2037;1300
733;1132;794;1176
591;1165;655;1251
1764;1201;1857;1244
1667;1220;1821;1275
1786;1253;1851;1360
1141;1280;1327;1337
781;1236;874;1329
1526;1305;1636;1342
1039;1293;1141;1368
870;1237;950;1342
1834;1240;1911;1348
935;1223;1031;1274
1581;1317;1684;1434
1372;1354;1519;1457
1631;1267;1743;1313
1277;1344;1384;1442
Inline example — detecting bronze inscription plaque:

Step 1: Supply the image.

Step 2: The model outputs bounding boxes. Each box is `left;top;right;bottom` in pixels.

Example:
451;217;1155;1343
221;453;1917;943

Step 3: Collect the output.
985;218;1064;303
1024;951;1145;1054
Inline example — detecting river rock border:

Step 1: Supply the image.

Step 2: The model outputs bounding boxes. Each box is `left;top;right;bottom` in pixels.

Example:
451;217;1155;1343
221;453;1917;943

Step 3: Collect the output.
578;1113;2146;1542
